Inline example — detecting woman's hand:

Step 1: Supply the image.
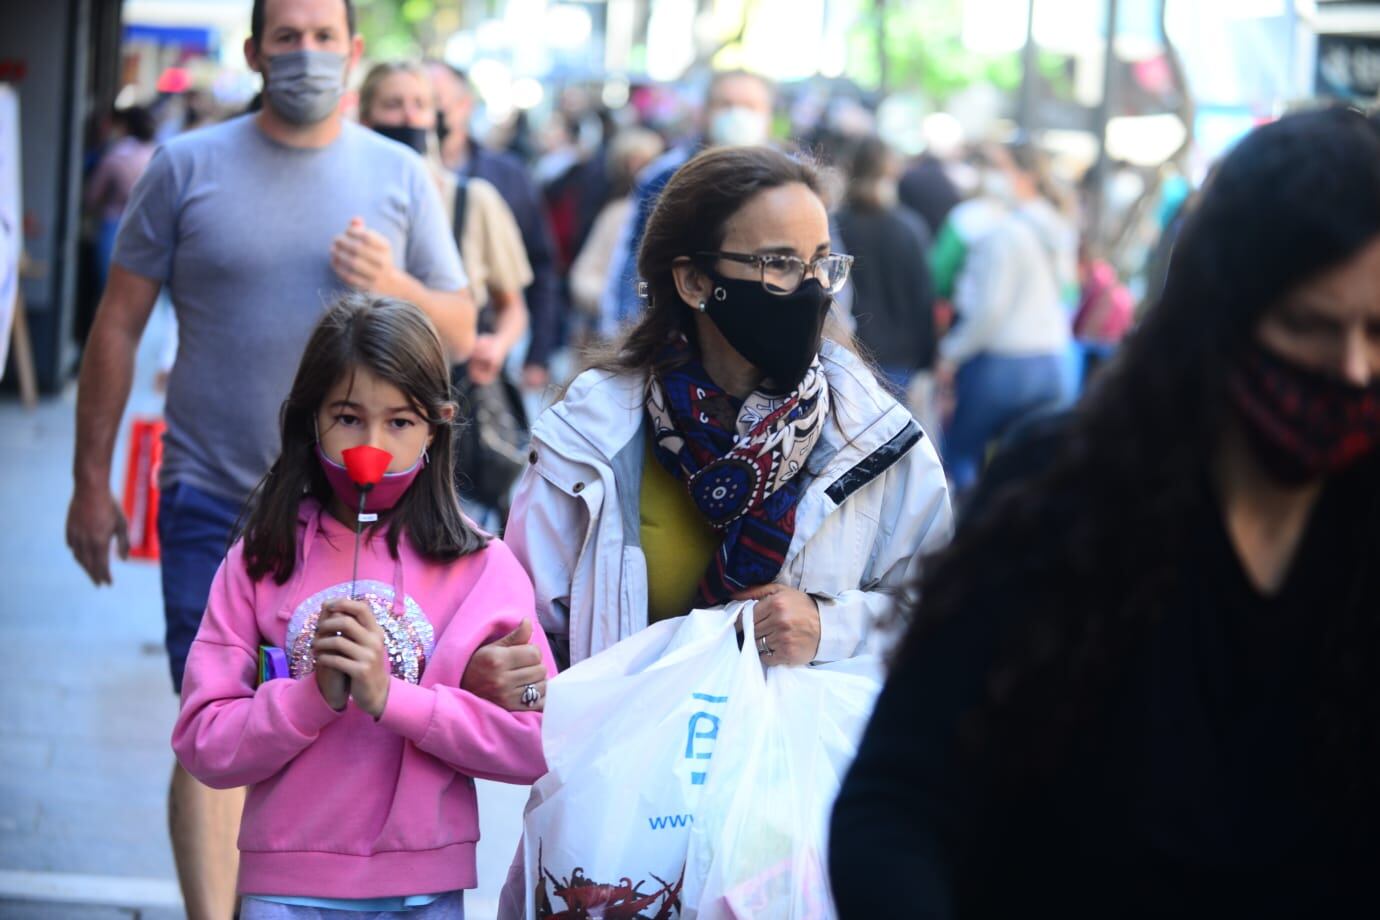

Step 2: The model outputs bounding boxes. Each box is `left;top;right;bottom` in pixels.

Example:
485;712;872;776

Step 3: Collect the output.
467;334;505;385
733;585;821;667
461;619;548;712
313;599;392;719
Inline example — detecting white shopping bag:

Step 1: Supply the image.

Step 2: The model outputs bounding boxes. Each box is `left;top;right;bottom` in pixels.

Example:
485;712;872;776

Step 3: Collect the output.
517;604;752;920
682;610;884;920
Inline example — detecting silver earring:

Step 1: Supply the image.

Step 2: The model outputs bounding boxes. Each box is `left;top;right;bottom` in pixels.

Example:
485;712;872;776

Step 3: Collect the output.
696;301;707;312
422;447;430;466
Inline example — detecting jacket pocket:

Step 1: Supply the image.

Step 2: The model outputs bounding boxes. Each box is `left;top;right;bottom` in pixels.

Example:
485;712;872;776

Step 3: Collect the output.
790;499;871;597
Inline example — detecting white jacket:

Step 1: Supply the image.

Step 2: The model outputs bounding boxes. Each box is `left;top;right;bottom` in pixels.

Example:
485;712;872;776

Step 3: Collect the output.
506;342;954;669
941;197;1074;365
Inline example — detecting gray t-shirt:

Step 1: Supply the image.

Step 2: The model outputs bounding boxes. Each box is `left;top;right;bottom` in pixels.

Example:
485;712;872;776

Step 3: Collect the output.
114;115;466;503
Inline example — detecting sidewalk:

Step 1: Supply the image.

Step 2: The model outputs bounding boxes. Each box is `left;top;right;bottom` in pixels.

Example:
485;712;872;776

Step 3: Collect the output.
0;309;527;918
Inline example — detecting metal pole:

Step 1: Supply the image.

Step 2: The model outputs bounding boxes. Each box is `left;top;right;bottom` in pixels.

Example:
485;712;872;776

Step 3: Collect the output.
1089;0;1120;246
1017;0;1038;133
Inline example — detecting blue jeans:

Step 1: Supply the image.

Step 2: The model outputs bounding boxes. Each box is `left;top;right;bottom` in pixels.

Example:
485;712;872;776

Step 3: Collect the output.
159;481;241;693
240;891;464;918
945;352;1069;493
96;217;121;292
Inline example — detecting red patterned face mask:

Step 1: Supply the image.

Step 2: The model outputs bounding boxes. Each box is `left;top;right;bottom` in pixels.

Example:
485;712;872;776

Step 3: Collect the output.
1229;343;1380;484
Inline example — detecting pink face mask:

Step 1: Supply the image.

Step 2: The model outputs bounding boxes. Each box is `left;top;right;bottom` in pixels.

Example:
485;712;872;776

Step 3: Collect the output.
314;443;426;514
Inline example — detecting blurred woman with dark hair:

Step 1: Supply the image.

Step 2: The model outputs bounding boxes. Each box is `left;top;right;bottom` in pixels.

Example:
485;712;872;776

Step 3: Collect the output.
836;135;939;431
831;107;1380;918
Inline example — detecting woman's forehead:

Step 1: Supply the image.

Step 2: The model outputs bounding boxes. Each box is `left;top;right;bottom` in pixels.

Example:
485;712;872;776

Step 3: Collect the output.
720;183;829;253
1284;235;1380;319
378;70;430;99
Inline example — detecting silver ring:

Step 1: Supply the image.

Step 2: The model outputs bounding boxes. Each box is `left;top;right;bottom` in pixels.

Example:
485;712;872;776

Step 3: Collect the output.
521;683;540;708
757;635;773;657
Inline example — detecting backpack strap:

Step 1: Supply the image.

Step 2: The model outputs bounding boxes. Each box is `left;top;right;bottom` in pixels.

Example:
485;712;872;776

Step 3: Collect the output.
452;178;469;245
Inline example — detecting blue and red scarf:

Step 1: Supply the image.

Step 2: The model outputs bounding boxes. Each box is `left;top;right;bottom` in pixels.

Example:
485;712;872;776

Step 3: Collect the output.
646;343;830;606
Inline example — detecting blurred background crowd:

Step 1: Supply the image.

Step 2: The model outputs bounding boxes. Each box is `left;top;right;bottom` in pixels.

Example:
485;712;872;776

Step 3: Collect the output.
6;1;1380;467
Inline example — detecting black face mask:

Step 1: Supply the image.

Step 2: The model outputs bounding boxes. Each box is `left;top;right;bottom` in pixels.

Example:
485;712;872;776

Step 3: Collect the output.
701;270;831;395
373;124;428;156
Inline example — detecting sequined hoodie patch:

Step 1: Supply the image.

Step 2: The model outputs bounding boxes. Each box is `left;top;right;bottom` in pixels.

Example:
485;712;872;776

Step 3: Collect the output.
285;580;435;684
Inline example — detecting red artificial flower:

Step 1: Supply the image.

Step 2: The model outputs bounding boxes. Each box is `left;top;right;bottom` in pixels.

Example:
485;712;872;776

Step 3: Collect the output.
342;445;393;489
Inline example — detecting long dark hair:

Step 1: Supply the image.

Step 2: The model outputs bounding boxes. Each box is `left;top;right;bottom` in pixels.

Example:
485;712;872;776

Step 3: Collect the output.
900;108;1380;805
590;145;840;378
239;294;486;585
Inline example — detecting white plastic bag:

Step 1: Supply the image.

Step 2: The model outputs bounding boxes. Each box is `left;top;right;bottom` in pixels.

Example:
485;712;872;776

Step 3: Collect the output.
682;611;884;920
516;604;752;920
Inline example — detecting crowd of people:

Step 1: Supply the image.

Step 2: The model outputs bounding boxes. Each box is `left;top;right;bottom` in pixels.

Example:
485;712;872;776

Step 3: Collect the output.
61;0;1380;917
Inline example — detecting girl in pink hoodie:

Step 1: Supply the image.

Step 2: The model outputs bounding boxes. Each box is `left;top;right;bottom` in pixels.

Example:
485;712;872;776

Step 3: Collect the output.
173;294;555;918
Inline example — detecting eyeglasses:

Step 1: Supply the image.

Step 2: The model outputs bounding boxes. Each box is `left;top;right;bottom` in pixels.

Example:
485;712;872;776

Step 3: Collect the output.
695;251;854;296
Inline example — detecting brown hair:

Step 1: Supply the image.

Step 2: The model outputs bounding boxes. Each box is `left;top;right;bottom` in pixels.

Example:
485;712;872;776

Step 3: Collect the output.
358;60;429;127
844;135;898;212
239;293;485;585
591;145;832;378
252;0;355;46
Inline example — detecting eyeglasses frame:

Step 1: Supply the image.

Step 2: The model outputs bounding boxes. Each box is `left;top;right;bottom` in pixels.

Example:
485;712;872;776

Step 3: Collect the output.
693;250;854;296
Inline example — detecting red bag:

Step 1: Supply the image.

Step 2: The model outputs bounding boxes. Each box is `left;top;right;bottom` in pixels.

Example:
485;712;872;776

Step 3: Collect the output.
121;417;165;561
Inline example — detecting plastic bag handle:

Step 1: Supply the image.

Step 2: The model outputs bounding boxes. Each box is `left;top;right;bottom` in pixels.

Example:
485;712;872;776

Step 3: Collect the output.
730;599;768;689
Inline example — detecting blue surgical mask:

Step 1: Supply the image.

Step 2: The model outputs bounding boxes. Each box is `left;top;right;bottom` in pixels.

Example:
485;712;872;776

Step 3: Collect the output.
708;106;770;147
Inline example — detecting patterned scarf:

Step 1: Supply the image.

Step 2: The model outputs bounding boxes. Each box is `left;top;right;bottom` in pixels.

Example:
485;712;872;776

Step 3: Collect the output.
646;342;830;605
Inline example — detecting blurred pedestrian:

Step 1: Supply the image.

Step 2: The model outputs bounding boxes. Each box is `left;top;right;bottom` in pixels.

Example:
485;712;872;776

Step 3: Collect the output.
358;60;534;525
835;135;939;432
598;70;776;338
898;112;964;239
173;295;555;919
568;126;664;344
938;142;1077;493
84;105;155;291
427;60;567;392
1073;240;1135;381
831;106;1380;918
65;1;475;915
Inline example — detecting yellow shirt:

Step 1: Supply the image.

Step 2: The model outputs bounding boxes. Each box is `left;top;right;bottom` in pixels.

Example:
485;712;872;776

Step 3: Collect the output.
640;439;721;623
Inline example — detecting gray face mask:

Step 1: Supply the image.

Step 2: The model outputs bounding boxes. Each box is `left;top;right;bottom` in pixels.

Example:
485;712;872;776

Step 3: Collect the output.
264;50;346;125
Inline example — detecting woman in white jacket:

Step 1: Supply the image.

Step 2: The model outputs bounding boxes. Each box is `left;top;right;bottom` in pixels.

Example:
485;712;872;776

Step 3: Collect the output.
507;145;952;671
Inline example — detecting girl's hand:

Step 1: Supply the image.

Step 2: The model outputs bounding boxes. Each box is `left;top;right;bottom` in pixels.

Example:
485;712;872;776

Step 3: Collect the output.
313;599;392;719
312;606;350;711
732;585;821;668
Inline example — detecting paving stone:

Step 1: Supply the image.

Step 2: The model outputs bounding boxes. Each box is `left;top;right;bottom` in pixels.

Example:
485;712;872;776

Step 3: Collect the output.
0;900;137;919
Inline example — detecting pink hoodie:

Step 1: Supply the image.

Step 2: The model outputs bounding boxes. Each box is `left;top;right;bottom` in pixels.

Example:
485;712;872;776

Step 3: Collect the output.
172;500;554;899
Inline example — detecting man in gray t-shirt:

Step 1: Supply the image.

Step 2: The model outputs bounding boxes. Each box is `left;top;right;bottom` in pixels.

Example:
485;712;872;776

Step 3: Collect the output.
64;1;473;915
115;114;467;501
